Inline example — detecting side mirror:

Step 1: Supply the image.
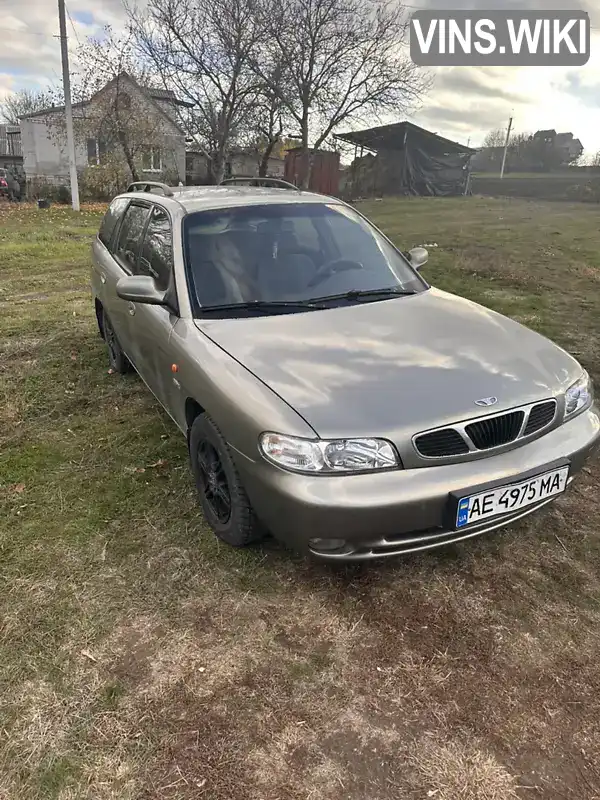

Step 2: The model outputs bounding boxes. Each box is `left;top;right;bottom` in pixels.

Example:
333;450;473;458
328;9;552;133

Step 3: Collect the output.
116;275;167;305
408;246;429;271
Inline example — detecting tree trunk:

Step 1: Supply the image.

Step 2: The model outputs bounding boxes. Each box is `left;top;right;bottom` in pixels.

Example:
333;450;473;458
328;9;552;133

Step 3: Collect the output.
299;118;310;189
258;136;279;177
210;150;226;184
118;131;139;182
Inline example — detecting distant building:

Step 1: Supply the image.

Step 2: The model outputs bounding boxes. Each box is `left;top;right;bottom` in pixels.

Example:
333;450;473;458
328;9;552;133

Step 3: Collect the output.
185;146;285;186
0;124;23;175
229;149;284;179
554;132;584;162
473;130;584;173
335;122;474;198
19;73;190;186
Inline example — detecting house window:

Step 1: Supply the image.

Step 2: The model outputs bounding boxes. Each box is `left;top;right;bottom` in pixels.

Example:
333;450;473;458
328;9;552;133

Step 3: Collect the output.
116;92;131;112
87;138;108;166
142;148;162;172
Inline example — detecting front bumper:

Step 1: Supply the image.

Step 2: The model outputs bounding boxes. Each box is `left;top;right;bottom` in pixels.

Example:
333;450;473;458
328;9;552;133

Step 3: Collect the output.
236;406;600;560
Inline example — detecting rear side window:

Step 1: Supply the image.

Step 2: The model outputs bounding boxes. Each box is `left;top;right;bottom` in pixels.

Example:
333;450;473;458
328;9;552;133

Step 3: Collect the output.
98;197;129;247
115;203;150;272
139;206;173;291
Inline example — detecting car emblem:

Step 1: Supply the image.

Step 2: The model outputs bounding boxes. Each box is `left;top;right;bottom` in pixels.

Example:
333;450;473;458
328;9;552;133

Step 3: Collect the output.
475;397;498;407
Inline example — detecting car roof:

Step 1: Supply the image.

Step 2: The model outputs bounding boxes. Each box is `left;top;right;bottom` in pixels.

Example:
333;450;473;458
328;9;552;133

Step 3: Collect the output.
118;185;343;213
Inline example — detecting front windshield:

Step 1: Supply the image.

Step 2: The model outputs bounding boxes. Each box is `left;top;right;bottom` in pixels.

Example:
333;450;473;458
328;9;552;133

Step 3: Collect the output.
183;202;426;314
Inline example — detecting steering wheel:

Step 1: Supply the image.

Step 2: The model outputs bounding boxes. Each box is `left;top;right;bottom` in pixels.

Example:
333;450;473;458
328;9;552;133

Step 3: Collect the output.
307;258;364;289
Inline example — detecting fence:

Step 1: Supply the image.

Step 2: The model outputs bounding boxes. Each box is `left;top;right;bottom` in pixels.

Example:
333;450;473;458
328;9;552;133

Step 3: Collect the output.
471;172;600;203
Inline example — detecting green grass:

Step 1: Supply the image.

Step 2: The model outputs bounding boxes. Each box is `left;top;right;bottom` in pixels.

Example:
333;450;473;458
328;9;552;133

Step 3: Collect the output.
1;198;600;800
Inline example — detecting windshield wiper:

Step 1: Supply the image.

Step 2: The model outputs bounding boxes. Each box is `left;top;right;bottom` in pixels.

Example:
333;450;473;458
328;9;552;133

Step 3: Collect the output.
198;299;326;315
311;287;418;303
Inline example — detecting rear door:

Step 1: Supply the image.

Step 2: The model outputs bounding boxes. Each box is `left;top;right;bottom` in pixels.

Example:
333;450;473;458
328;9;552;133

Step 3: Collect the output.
103;200;152;360
124;204;180;414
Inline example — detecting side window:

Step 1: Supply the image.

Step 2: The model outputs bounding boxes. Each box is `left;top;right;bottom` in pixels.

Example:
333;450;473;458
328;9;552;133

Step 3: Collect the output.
114;204;150;272
98;197;129;247
139;206;173;291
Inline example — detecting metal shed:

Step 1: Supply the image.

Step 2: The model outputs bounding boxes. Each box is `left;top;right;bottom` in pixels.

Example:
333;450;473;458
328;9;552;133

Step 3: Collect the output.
335;122;475;199
284;148;340;195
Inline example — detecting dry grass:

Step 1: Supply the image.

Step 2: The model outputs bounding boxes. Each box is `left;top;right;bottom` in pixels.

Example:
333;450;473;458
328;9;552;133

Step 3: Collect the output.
1;198;600;799
408;736;519;799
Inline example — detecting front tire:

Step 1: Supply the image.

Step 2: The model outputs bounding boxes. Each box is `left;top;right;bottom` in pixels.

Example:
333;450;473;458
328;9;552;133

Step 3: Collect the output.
102;309;131;374
189;414;263;548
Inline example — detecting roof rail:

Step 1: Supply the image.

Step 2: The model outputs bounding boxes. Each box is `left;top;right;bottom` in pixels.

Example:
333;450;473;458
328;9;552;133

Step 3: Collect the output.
219;176;300;191
127;181;174;197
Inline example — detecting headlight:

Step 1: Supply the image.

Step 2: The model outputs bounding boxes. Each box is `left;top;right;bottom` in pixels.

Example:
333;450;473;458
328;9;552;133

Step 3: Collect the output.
564;371;593;419
259;432;399;473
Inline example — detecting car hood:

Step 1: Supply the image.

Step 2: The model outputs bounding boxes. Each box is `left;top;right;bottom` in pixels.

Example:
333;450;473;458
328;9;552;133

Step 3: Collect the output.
195;288;581;439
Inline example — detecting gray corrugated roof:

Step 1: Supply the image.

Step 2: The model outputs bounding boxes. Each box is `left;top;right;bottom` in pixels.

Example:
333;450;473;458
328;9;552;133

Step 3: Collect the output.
147;87;194;108
335;121;476;155
148;88;177;100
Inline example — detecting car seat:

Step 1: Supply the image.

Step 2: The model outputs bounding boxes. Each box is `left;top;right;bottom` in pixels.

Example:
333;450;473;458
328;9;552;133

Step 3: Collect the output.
187;233;231;306
255;219;318;299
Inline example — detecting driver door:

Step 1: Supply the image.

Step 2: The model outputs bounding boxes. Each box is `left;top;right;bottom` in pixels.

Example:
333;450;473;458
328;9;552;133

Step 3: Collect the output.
124;204;180;416
102;200;151;361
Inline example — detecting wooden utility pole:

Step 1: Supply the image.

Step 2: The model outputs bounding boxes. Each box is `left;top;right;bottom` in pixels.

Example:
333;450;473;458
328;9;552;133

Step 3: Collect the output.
57;0;80;210
500;117;513;180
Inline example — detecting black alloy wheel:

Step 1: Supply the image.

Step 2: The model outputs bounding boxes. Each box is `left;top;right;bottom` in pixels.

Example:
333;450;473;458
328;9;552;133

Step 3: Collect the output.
196;439;232;524
189;413;264;547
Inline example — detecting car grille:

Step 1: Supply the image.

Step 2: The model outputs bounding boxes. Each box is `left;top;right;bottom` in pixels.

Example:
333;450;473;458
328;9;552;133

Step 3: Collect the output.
465;410;525;450
523;400;557;436
414;429;469;457
413;399;558;459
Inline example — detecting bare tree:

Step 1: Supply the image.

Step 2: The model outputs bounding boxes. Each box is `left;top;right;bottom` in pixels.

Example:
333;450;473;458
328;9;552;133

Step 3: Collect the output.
0;88;58;124
482;128;506;149
587;150;600;168
252;0;428;186
40;29;183;196
70;30;169;182
129;0;262;184
42;29;181;192
244;62;292;177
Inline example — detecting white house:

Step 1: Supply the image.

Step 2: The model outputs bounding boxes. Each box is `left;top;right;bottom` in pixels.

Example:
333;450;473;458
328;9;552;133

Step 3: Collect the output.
186;146;285;185
20;74;189;188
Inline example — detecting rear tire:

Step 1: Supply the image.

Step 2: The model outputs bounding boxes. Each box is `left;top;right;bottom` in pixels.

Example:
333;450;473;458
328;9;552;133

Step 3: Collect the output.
102;309;131;374
189;414;263;548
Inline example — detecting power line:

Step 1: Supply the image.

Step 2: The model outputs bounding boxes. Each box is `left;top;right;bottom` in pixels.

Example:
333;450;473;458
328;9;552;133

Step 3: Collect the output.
0;7;598;37
0;26;49;37
66;5;81;46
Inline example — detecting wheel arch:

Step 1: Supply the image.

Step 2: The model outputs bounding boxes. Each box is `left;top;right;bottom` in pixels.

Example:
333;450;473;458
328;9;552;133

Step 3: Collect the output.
95;298;105;339
185;398;206;443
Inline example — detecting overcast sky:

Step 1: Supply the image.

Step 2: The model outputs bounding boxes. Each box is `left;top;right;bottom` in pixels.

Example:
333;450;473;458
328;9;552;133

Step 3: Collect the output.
1;0;599;154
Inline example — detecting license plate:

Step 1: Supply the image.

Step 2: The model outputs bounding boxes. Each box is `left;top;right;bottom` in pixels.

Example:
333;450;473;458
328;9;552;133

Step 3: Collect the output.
455;466;569;529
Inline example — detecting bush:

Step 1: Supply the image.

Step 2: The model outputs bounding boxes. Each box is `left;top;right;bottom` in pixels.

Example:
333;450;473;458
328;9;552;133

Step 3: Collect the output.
565;178;600;203
55;184;71;204
26;177;71;203
78;159;130;202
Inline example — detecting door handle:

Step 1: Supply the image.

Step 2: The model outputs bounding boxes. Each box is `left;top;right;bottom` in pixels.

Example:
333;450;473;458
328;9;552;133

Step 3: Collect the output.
128;302;136;316
100;272;107;284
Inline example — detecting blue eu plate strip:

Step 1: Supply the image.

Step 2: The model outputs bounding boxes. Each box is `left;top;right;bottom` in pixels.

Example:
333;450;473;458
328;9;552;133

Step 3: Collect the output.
456;497;471;528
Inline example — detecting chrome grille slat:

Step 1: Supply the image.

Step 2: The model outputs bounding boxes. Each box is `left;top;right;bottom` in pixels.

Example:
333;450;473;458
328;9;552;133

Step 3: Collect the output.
466;410;524;450
524;400;557;436
413;399;558;459
414;428;469;457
